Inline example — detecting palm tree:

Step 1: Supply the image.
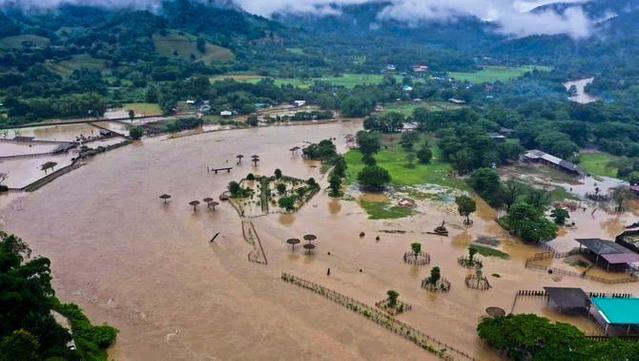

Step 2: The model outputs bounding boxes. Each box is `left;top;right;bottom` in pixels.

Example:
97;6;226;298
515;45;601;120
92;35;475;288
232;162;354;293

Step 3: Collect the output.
159;194;171;204
189;200;200;212
236;154;244;165
251;155;260;166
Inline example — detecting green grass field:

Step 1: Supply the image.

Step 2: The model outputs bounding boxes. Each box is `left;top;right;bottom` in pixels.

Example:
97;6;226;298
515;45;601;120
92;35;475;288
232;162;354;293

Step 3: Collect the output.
210;73;402;89
578;152;620;178
360;201;415;220
152;33;234;63
123;103;162;116
382;101;463;116
0;34;50;49
470;244;510;259
45;54;106;76
448;65;552;84
344;142;468;190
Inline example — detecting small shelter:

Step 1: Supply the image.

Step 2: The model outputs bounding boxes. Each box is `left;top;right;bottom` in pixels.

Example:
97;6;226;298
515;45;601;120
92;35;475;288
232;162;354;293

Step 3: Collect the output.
576;238;639;271
590;297;639;335
544;287;590;315
523;149;584;177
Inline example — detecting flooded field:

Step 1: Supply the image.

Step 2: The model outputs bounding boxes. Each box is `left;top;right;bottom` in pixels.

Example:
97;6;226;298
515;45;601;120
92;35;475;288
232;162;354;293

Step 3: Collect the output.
0;140;62;157
1;121;638;360
3;123;102;142
0;153;75;189
564;78;600;104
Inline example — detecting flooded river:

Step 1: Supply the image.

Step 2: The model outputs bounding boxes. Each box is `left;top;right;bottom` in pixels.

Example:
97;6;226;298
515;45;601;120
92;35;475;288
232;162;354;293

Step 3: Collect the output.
1;121;638;360
563;78;600;104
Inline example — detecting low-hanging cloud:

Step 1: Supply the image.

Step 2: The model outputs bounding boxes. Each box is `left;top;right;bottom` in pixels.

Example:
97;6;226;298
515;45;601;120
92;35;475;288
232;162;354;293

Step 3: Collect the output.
0;0;596;39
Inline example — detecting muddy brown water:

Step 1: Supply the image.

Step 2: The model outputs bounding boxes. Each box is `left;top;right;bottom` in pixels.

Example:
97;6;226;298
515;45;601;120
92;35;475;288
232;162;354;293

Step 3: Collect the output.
1;121;638;360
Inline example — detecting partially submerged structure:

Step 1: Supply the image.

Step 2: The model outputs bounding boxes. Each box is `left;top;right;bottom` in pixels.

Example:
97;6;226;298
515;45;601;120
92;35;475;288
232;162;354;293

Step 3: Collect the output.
576;238;639;272
522;149;584;177
544;287;590;315
591;297;639;335
616;229;639;254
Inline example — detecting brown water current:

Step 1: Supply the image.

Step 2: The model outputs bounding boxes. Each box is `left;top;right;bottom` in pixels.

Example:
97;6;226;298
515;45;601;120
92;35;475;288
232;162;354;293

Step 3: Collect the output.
1;120;638;360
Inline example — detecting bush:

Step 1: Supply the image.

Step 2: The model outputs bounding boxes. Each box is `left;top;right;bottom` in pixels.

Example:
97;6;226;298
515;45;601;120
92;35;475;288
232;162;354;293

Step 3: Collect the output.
357;165;391;192
416;147;432;164
129;126;144;140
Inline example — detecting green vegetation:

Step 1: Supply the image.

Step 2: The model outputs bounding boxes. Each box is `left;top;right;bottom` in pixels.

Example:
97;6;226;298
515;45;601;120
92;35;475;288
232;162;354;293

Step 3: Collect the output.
211;73;403;89
381;101;462;116
470;244;510;259
123;103;163;116
345;145;467;190
359;200;414;220
0;232;116;360
45;54;107;76
448;65;552;84
478;314;639;360
152;33;234;63
0;34;50;49
129;126;144;140
578;152;619;178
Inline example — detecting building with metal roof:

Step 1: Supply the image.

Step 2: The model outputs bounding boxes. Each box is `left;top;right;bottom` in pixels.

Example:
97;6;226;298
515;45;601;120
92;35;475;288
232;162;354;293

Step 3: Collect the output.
522;149;584;177
591;297;639;335
544;287;590;315
576;238;639;271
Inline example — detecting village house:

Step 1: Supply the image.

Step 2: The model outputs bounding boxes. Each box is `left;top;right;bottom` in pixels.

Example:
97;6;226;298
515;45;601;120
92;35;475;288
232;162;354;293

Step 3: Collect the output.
575;238;639;272
522;149;584;177
412;65;429;73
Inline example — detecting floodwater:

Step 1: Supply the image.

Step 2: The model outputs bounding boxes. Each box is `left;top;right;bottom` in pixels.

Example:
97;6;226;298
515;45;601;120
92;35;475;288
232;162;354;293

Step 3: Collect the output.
0;153;75;189
563;78;600;104
0;140;61;157
3;123;102;142
1;121;638;360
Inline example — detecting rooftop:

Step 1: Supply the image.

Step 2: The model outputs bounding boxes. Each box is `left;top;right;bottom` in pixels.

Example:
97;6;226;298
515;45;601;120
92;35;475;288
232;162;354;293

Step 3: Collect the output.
576;238;633;256
591;297;639;325
544;287;589;310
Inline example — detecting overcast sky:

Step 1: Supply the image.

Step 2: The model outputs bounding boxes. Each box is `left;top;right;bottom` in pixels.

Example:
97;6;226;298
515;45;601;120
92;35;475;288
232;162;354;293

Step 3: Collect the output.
2;0;595;38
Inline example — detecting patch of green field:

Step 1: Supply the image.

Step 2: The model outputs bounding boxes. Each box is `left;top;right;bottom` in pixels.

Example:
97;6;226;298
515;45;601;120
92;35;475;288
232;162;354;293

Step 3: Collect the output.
360;200;415;220
578;152;619;178
123;103;162;116
152;33;234;63
448;65;552;84
210;73;402;89
286;48;305;55
345;142;468;191
0;34;50;49
548;186;580;202
470;244;510;259
382;101;463;116
45;54;106;76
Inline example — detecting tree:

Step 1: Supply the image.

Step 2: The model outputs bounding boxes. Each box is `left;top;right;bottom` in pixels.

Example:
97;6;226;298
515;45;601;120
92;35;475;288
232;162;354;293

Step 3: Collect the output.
550;207;570;225
356;131;381;158
0;330;39;361
228;181;242;197
357;165;391;192
387;290;399;307
455;195;476;225
405;152;416;168
468;246;478;262
524;188;551;211
328;173;342;197
276;183;286;194
278;196;296;211
129;126;144;140
274;169;282;179
247;114;258;127
128;109;135;123
196;37;206;53
416;146;432;164
469;168;502;207
501;180;524;212
411;242;421;258
612;187;635;213
428;267;441;285
503;202;558;243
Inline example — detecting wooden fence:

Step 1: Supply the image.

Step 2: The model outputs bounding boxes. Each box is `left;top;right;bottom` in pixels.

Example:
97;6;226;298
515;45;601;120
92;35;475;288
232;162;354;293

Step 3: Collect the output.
281;273;477;361
242;220;267;265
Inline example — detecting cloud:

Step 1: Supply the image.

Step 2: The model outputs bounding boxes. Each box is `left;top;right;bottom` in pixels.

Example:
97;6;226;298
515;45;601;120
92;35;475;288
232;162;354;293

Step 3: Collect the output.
0;0;596;39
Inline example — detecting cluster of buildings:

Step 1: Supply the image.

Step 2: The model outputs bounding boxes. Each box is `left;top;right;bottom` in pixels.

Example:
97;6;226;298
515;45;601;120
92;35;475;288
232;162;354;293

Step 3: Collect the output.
522;149;585;177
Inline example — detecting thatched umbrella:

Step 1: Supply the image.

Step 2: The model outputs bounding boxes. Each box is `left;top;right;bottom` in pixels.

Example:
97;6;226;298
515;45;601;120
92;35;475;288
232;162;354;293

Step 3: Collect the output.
485;307;506;318
286;238;301;252
303;234;317;244
189;200;200;212
159;194;171;204
210;201;219;211
251;155;260;166
203;197;213;207
236;154;244;165
303;243;316;254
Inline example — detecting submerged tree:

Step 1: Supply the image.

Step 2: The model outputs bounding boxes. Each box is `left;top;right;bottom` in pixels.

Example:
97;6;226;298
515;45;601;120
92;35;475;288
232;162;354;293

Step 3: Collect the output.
411;242;422;260
428;266;441;285
387;290;399;308
550;207;570;225
455;195;477;225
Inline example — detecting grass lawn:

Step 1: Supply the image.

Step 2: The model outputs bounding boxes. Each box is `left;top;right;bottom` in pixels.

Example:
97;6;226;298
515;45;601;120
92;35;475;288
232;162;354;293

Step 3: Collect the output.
152;33;234;63
122;103;162;116
45;54;106;76
345;142;468;191
470;244;510;259
382;101;463;116
448;65;552;84
360;201;415;220
210;73;402;89
0;34;50;49
578;152;619;178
